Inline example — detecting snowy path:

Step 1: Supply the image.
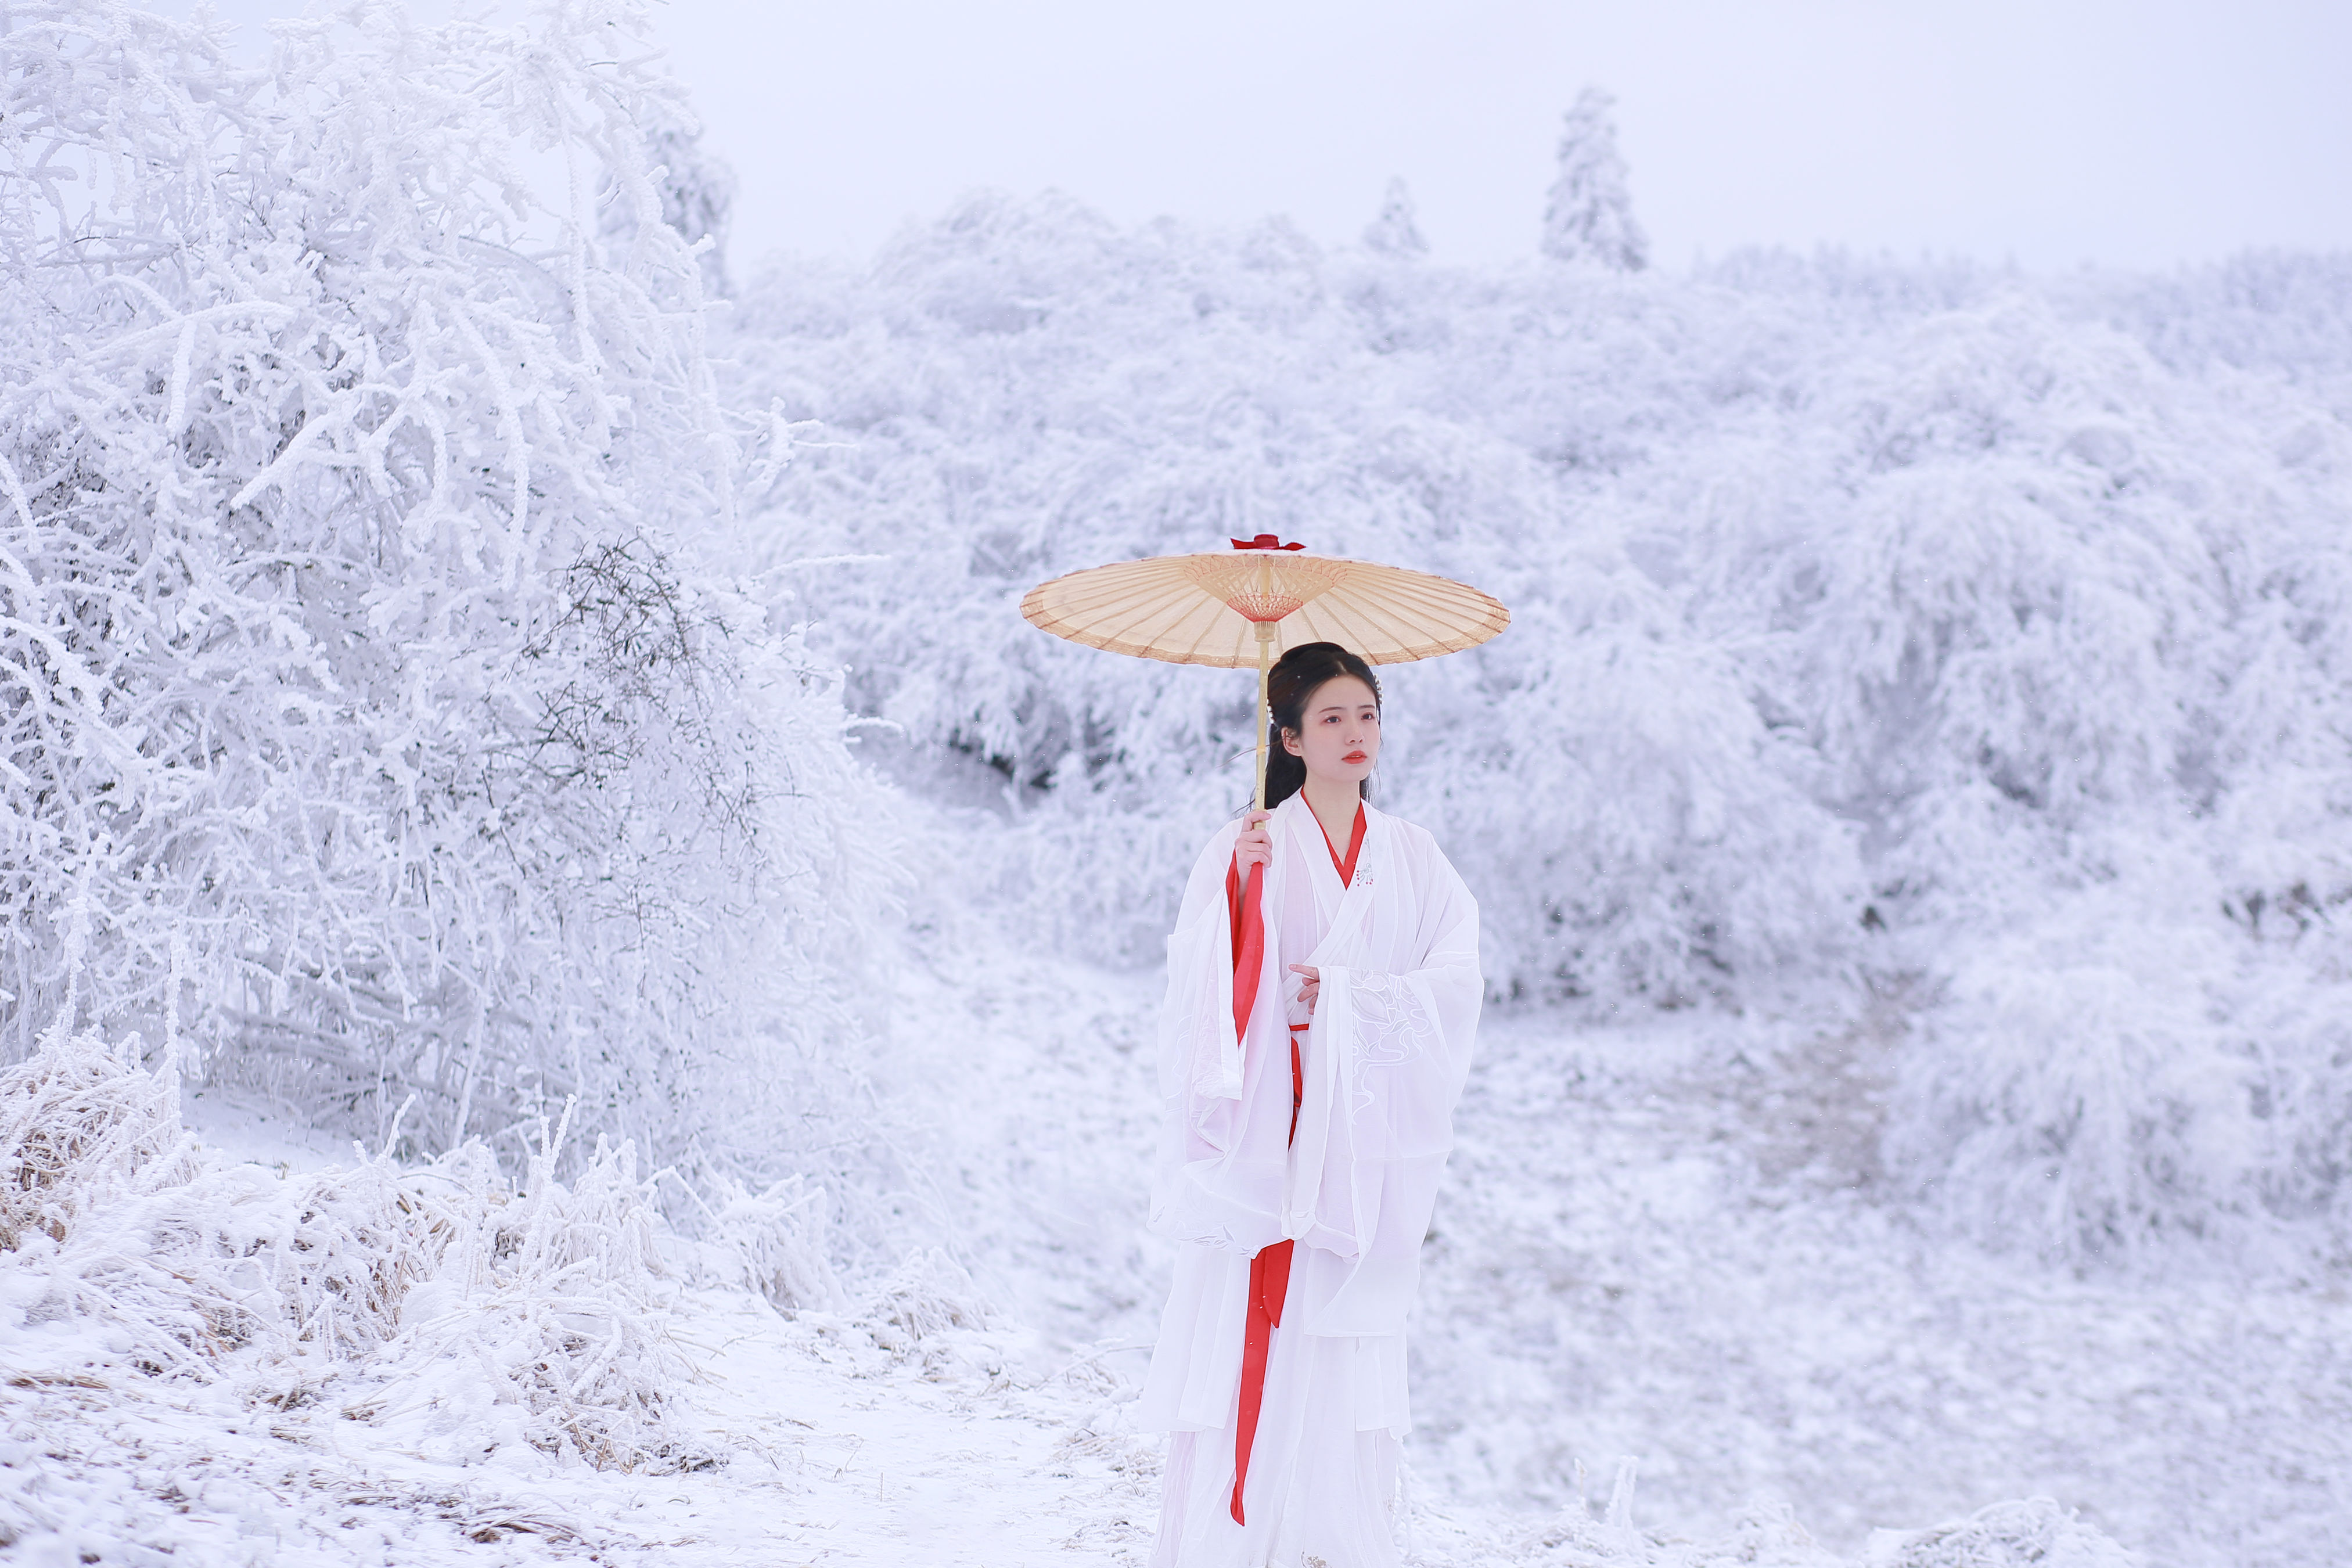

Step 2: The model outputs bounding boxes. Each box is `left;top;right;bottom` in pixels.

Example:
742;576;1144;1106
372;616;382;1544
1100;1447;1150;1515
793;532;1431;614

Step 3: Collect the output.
664;1290;1162;1565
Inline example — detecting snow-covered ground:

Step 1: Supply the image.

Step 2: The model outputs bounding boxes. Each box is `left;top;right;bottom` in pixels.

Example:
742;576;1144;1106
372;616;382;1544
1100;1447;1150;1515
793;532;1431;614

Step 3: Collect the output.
1419;1010;2352;1566
9;871;2328;1567
1;1263;1164;1567
0;1278;2134;1568
0;1107;2126;1567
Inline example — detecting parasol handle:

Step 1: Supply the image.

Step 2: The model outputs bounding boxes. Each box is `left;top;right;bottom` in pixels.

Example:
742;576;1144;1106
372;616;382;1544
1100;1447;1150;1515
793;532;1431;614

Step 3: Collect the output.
1251;621;1277;814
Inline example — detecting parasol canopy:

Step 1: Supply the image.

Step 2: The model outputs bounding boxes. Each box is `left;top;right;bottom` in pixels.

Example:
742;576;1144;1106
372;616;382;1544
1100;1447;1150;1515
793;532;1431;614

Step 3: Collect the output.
1020;534;1508;811
1020;534;1508;670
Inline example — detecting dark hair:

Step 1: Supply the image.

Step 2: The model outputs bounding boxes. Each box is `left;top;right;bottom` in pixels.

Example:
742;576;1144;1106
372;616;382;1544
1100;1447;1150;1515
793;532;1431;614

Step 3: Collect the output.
1261;641;1382;811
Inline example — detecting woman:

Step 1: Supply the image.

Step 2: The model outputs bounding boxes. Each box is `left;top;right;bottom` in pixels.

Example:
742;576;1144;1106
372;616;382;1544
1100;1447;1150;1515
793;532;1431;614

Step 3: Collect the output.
1138;641;1483;1568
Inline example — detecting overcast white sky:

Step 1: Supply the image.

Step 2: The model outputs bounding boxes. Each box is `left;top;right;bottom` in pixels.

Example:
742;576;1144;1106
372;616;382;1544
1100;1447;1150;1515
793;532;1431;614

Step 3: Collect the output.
185;0;2352;273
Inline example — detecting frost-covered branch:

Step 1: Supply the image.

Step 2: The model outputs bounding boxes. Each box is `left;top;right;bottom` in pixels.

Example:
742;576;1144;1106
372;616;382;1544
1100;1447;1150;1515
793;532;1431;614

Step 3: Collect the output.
0;0;882;1190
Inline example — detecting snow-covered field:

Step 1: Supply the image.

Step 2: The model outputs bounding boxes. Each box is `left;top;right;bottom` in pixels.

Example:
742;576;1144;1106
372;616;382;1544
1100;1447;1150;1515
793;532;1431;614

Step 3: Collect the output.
5;892;2207;1567
7;2;2351;1564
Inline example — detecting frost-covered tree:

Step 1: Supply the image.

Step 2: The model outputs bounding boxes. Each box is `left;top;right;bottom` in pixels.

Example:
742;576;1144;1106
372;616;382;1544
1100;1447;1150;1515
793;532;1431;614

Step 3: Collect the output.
605;98;738;300
0;0;876;1174
1362;176;1428;257
727;190;1864;1005
1542;87;1648;271
727;184;2352;1259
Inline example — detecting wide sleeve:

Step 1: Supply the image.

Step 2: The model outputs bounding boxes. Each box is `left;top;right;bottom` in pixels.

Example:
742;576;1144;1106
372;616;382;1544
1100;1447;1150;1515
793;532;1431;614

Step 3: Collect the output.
1156;821;1245;1104
1148;819;1293;1257
1286;839;1481;1337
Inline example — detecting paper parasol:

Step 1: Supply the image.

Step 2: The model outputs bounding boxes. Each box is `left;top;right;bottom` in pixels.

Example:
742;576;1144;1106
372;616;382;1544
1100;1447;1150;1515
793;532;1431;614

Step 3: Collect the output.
1020;533;1509;811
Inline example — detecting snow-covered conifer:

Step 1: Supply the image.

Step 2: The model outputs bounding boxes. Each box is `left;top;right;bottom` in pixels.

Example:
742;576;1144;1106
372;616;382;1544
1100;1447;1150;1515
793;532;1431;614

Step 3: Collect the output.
1541;87;1649;271
1362;176;1429;257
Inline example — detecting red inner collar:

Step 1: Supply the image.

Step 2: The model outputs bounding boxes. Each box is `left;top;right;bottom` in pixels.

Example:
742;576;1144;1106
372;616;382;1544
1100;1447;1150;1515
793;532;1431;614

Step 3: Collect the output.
1315;801;1368;887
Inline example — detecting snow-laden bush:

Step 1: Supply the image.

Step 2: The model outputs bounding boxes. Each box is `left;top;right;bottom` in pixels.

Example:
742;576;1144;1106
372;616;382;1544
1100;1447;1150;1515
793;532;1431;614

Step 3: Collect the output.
728;188;2352;1253
0;1026;197;1253
1708;287;2352;1256
354;1102;695;1471
706;1171;847;1313
0;0;882;1174
862;1245;991;1350
728;193;1864;1004
0;1030;702;1470
1885;857;2352;1259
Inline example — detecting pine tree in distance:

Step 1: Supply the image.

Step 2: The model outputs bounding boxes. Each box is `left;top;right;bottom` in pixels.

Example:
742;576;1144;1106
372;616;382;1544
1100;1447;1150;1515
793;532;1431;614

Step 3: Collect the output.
1362;176;1429;257
1542;87;1648;271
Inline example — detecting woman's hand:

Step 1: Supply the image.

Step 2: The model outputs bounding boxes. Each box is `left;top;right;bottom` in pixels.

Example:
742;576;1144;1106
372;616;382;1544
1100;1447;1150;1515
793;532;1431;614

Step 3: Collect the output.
1235;809;1273;875
1289;963;1320;1015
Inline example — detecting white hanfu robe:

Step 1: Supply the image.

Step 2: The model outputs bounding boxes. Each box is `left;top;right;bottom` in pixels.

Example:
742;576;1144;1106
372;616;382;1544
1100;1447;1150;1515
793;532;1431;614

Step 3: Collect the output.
1139;792;1481;1568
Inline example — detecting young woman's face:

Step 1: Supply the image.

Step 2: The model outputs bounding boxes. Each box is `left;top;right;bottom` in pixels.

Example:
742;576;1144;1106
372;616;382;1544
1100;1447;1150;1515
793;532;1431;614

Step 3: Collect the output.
1282;674;1381;790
